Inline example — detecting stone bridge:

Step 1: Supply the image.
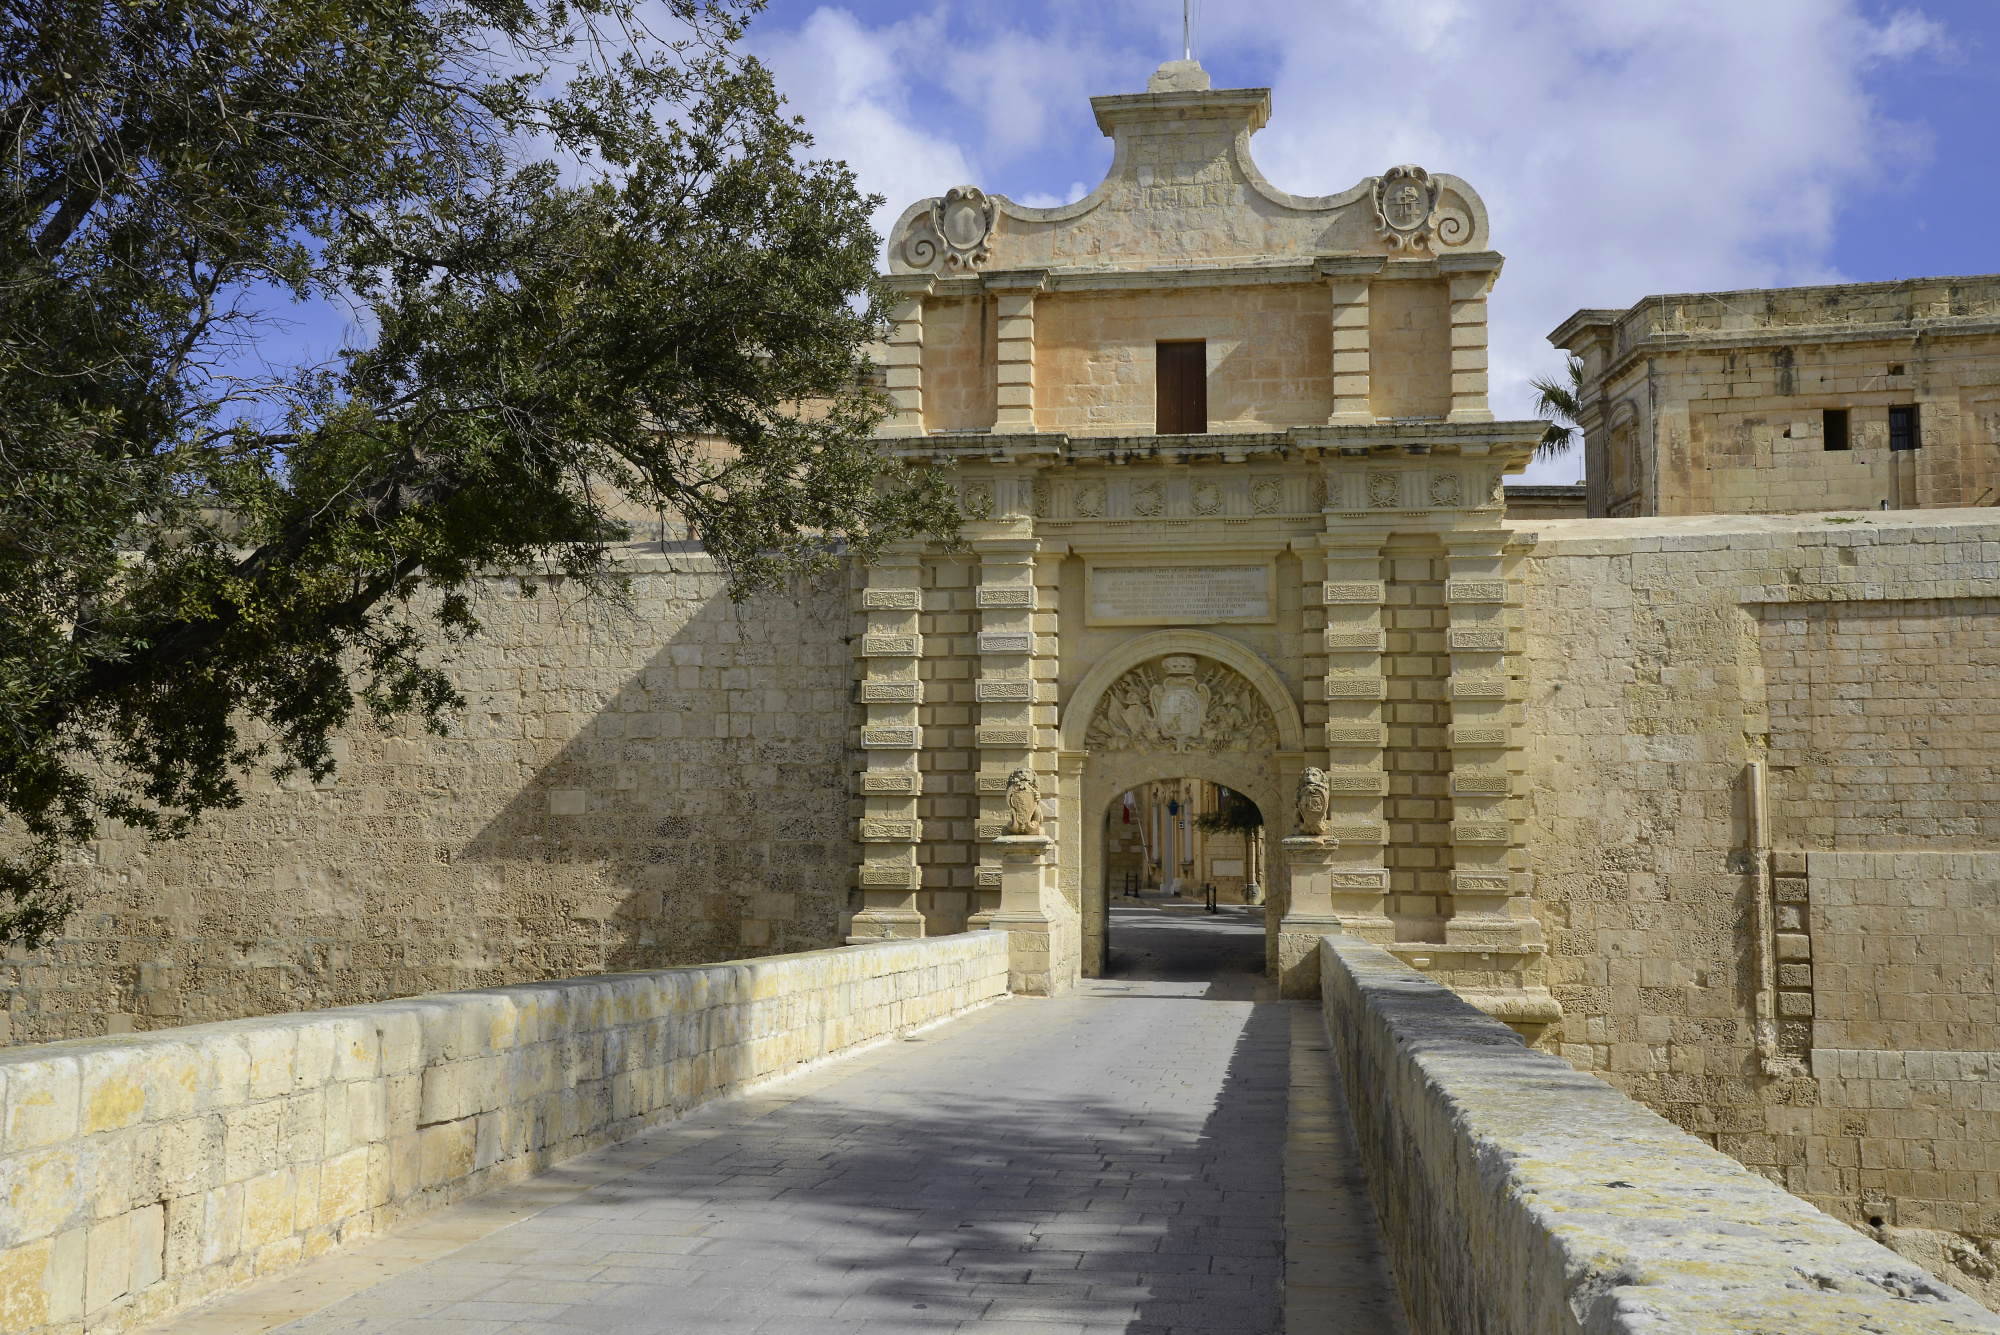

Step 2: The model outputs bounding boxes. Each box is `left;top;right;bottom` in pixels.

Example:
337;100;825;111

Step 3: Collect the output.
5;908;1993;1335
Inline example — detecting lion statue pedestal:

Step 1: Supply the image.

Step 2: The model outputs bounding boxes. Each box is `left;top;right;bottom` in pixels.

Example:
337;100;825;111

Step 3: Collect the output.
1276;767;1396;999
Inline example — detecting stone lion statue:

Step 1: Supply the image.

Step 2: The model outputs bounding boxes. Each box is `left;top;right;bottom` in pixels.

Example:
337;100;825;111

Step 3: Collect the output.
1005;767;1043;836
1295;767;1329;837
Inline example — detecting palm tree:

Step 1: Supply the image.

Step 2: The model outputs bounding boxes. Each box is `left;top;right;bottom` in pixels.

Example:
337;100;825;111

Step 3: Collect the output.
1531;355;1586;461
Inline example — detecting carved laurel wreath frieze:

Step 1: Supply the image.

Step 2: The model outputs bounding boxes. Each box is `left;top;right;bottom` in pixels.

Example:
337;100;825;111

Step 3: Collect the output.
1084;655;1280;755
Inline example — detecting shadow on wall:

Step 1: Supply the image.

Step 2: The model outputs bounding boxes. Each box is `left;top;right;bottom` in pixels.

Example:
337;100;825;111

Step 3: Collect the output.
0;544;859;1045
454;546;857;977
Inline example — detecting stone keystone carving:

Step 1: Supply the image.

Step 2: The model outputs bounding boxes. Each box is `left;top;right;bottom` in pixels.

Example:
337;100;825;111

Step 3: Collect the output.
1083;656;1279;755
1005;767;1043;835
903;185;997;272
1295;768;1330;836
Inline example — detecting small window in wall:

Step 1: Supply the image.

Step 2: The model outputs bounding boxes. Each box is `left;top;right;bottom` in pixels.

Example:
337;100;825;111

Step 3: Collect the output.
1823;408;1850;451
1156;340;1208;434
1889;404;1919;451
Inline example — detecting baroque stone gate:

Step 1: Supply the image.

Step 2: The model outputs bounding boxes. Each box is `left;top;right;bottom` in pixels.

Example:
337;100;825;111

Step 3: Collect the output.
845;60;1558;1029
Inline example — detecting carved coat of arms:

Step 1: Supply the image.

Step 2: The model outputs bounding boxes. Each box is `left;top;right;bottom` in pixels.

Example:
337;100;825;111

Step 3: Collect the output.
1373;164;1438;251
1084;656;1279;755
1149;656;1209;751
900;185;996;272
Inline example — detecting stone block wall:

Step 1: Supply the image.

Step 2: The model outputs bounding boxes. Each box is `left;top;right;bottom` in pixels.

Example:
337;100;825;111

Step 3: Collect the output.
0;547;857;1046
1030;286;1334;434
0;933;1008;1335
920;295;996;432
1317;934;1998;1334
1368;280;1451;421
1515;509;2000;1304
1382;542;1454;936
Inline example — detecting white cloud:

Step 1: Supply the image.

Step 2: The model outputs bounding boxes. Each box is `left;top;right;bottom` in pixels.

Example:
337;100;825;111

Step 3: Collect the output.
755;8;977;241
1018;182;1091;209
1864;7;1950;60
756;1;1946;484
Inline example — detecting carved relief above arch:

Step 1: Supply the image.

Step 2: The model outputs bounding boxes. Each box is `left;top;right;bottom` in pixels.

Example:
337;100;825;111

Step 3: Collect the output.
1060;630;1304;755
1083;655;1280;755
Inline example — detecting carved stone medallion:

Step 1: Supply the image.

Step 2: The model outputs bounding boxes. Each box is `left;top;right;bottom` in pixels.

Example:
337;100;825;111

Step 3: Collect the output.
1374;165;1438;251
1084;655;1279;755
903;185;997;272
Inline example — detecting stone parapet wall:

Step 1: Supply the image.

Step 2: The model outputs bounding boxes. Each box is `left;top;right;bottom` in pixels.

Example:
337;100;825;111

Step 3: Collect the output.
0;933;1008;1335
1317;934;1999;1335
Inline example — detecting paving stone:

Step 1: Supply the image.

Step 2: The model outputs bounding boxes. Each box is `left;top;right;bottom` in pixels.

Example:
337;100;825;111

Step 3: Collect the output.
155;909;1404;1335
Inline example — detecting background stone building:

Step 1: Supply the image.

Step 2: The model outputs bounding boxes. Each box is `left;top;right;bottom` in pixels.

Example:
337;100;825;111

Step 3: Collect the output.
1550;274;2000;517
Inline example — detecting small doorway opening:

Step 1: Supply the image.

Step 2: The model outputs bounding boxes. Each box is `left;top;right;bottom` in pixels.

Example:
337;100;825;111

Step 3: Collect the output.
1156;340;1208;434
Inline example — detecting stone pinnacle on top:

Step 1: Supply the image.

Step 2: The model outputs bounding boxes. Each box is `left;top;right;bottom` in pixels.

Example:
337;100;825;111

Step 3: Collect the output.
1148;58;1211;93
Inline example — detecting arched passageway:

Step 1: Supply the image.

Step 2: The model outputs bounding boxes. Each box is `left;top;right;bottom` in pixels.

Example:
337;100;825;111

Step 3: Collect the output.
1059;632;1307;980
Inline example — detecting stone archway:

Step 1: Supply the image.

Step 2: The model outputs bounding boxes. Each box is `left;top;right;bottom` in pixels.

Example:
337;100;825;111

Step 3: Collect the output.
1056;631;1306;979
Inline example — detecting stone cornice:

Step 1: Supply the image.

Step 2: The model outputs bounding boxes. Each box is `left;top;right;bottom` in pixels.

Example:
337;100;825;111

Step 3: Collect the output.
1586;316;2000;387
879;422;1543;467
1088;86;1273;133
923;252;1510;300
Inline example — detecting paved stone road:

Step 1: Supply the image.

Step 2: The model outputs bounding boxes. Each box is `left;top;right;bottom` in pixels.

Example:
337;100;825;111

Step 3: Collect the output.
160;907;1404;1334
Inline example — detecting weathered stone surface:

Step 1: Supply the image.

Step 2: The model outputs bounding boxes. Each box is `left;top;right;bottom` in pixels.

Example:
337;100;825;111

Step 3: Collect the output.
1551;275;2000;518
1320;934;2000;1334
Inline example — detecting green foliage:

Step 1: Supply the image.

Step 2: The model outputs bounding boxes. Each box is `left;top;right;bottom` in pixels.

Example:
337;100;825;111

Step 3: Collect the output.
1192;794;1263;838
1530;354;1585;461
0;0;958;946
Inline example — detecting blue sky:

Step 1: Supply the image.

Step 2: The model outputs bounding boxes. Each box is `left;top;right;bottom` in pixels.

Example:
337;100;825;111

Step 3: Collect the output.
746;0;1999;482
257;2;1998;485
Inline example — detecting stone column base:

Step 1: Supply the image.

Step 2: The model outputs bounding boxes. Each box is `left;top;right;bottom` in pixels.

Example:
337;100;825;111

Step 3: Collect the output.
1278;833;1367;999
1278;912;1344;998
846;908;927;944
990;833;1074;997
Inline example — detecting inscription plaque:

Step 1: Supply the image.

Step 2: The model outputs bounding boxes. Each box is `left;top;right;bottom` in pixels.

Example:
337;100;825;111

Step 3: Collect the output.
1086;562;1274;626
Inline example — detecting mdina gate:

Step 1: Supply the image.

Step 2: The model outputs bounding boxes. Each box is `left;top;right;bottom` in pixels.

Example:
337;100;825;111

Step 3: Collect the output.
843;58;1558;1037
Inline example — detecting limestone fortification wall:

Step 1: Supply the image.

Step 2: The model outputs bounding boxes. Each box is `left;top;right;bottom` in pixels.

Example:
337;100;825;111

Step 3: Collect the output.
1516;509;2000;1302
0;547;858;1047
0;933;1008;1334
1318;935;2000;1334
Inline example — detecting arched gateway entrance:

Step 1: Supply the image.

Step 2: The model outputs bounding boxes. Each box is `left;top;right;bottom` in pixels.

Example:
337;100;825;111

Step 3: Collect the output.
842;59;1555;1018
1060;631;1304;978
